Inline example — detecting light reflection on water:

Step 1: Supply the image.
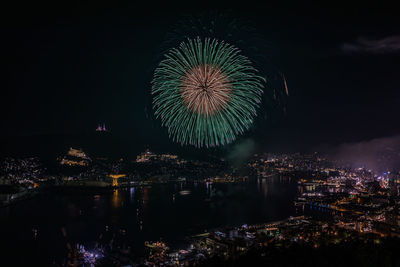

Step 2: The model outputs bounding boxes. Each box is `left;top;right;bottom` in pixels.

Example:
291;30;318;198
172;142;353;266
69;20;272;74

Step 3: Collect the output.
112;189;121;208
0;175;300;264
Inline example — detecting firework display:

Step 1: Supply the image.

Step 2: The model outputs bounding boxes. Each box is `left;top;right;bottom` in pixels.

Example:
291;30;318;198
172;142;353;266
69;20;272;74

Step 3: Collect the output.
157;13;289;129
152;38;264;147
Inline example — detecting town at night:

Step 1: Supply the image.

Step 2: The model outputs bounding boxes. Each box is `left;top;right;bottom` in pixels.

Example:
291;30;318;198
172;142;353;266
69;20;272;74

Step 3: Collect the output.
1;1;400;266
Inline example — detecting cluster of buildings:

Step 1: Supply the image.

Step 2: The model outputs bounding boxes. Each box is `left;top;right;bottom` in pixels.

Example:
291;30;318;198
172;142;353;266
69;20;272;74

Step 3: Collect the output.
252;153;400;233
139;215;386;266
0;148;243;207
59;147;91;167
134;152;400;266
2;149;400;265
136;149;181;163
0;157;44;185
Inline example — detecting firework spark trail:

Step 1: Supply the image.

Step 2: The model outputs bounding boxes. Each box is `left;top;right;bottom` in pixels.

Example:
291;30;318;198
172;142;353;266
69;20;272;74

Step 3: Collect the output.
281;73;289;96
152;38;264;148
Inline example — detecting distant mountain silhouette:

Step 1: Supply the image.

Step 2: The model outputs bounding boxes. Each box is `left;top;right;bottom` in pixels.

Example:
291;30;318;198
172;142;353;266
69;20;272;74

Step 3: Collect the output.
0;132;226;162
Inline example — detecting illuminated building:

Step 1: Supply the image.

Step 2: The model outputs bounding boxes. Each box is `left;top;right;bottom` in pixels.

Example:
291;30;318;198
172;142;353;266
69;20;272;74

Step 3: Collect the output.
95;123;107;132
67;148;89;159
136;149;182;163
60;148;91;166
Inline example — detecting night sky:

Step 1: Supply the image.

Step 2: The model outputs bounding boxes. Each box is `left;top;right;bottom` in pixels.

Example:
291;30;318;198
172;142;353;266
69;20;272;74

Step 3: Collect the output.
1;1;399;153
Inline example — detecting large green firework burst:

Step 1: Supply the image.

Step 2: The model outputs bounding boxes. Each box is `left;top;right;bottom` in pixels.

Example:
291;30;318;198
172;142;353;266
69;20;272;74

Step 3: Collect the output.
152;38;264;148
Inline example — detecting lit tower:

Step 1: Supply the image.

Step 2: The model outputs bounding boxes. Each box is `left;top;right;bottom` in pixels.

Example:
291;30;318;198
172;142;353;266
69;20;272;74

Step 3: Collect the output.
96;123;108;132
109;174;126;187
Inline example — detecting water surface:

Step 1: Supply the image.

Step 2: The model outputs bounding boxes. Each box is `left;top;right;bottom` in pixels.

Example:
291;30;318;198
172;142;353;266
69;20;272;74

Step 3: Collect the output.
0;175;298;264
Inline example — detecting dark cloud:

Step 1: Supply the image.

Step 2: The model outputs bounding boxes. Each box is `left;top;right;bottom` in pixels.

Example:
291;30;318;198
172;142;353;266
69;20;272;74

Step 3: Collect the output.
341;36;400;54
330;135;400;172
